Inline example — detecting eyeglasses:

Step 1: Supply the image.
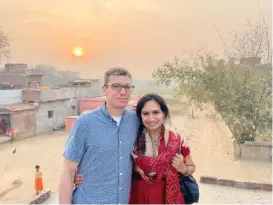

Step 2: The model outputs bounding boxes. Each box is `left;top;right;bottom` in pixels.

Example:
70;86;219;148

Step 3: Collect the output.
105;83;134;92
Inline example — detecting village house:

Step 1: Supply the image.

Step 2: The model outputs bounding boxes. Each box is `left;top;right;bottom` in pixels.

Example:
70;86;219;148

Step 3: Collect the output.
0;72;138;140
22;79;101;134
0;62;102;140
0;103;37;140
0;63;44;89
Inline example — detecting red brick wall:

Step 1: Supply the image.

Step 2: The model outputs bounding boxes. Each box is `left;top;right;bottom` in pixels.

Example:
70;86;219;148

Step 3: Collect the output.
0;74;26;88
11;109;36;140
80;98;105;113
80;98;136;113
5;63;27;73
22;89;41;102
27;75;43;82
66;116;78;132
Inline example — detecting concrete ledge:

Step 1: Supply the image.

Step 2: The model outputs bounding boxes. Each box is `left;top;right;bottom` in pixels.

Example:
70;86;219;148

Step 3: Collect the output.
29;189;51;204
244;141;272;147
0;136;12;145
200;176;217;184
200;176;272;192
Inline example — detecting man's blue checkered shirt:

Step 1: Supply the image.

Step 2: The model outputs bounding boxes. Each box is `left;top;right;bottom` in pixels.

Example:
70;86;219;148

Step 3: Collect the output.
63;104;139;204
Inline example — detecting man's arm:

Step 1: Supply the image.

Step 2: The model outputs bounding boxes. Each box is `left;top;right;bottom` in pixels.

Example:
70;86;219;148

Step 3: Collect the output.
59;159;78;204
58;117;86;204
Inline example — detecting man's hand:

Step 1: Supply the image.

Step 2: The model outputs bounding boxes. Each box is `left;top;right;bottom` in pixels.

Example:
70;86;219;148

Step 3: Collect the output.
135;165;151;182
74;173;84;187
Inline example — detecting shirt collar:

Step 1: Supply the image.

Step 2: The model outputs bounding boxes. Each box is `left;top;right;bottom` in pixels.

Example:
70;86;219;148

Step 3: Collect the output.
100;102;128;120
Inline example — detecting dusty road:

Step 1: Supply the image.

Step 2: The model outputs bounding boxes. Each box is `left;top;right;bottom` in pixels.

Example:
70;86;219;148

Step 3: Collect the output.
0;97;272;204
0;131;66;204
43;183;272;204
170;106;272;183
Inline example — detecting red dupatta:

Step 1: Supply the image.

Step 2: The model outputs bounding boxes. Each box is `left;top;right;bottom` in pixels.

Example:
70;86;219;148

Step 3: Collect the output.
132;127;185;204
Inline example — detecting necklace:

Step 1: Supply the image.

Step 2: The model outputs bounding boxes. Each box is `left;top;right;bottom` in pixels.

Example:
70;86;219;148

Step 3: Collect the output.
151;137;159;156
148;129;161;156
151;138;159;143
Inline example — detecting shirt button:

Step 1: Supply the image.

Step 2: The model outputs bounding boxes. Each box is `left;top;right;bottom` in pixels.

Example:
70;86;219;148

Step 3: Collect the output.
119;187;122;190
120;172;123;175
120;141;122;144
120;157;123;159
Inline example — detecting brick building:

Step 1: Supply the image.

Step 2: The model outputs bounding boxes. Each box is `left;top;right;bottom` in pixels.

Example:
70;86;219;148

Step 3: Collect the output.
0;63;44;89
0;103;37;140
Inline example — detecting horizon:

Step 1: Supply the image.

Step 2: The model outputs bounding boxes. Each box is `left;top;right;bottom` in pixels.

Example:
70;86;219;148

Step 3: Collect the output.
0;0;271;80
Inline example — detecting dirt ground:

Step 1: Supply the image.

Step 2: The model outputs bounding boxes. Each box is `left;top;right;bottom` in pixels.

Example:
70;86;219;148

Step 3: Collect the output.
0;96;272;204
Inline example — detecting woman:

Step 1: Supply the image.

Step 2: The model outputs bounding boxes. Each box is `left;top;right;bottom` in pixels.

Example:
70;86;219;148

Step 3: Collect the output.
129;94;195;204
74;94;196;204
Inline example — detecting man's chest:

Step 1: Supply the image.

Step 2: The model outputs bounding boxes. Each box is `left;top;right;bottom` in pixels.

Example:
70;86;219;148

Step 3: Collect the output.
85;121;138;155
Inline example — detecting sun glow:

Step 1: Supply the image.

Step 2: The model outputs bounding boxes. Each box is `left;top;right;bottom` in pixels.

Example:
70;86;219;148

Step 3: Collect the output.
72;47;84;57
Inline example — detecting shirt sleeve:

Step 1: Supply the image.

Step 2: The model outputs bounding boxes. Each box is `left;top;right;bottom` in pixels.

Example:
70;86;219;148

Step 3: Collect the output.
63;118;86;164
178;134;190;157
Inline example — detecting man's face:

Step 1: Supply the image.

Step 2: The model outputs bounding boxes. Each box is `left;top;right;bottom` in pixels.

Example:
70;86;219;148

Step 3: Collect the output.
103;75;133;109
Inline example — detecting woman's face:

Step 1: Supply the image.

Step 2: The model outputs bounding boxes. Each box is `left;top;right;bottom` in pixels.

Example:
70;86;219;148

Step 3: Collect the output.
141;100;165;132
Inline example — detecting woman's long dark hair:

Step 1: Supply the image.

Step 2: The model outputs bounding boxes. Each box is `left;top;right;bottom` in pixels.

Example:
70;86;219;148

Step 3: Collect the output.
135;94;170;154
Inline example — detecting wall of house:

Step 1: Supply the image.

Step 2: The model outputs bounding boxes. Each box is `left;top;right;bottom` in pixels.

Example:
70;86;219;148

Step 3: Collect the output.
22;89;40;102
39;86;101;102
0;73;26;88
80;97;106;113
35;85;101;133
3;82;101;135
36;99;78;134
11;109;36;140
0;90;22;105
80;97;136;113
5;63;27;73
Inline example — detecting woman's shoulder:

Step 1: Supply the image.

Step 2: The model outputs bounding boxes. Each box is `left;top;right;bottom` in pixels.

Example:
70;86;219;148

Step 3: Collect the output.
168;129;183;139
168;129;189;147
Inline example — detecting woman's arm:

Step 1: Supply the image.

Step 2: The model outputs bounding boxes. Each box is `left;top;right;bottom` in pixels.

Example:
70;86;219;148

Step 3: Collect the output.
181;154;196;176
172;153;196;176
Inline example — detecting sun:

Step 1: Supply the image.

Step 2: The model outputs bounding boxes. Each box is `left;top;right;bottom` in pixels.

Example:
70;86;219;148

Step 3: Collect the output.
72;47;84;57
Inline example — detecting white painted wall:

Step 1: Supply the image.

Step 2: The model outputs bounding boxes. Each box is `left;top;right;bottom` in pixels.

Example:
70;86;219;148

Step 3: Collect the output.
36;100;76;133
0;90;22;105
36;84;101;134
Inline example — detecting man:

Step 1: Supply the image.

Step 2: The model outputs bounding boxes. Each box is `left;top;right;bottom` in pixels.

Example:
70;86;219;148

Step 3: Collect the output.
59;67;139;204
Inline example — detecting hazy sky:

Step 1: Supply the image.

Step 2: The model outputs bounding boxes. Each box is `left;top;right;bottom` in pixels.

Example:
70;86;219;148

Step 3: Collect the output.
0;0;271;79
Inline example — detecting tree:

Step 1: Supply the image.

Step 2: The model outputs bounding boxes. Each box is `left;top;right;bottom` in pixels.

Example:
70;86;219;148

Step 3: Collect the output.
231;19;271;64
153;18;272;143
0;30;10;64
153;53;271;142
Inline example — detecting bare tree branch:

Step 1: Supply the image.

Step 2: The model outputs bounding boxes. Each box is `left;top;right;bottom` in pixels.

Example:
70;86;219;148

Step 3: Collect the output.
212;22;230;58
257;0;271;64
231;18;269;62
0;30;10;64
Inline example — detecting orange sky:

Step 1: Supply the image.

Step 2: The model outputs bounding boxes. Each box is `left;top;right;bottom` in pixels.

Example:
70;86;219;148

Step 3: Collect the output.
0;0;271;79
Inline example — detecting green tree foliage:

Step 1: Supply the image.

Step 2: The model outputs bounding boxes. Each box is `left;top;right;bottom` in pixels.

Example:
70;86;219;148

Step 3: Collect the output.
153;52;272;143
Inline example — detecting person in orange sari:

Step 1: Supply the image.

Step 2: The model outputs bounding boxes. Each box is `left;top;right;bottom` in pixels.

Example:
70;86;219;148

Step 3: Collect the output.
34;165;44;195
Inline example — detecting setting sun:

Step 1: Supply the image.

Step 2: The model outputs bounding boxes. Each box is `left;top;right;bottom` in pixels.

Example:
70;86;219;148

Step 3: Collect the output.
72;47;84;57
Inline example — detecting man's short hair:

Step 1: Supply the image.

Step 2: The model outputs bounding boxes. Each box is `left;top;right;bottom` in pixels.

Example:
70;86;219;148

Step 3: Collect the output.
104;67;132;84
